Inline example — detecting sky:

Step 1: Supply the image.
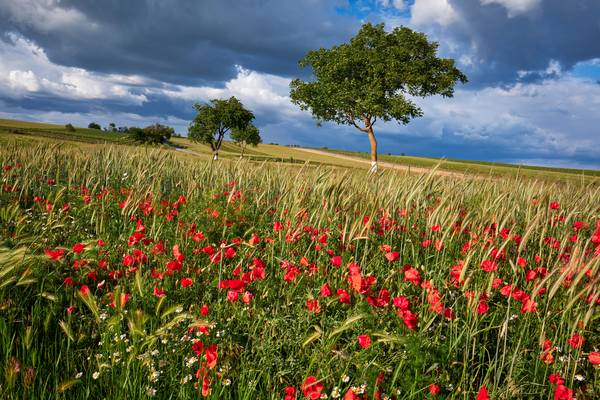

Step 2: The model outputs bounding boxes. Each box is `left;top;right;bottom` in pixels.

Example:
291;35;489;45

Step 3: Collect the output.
0;0;599;169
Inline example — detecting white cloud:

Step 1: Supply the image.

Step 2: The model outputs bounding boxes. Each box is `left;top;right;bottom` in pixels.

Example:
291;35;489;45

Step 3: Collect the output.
384;76;600;161
0;0;95;32
410;0;458;26
480;0;541;17
378;0;406;10
158;65;302;117
0;33;147;104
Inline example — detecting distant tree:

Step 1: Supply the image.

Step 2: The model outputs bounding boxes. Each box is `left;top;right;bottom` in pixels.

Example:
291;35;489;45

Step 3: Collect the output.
65;123;76;132
290;23;467;173
118;126;129;133
188;96;255;160
88;122;101;130
129;124;173;144
230;124;261;157
107;122;117;132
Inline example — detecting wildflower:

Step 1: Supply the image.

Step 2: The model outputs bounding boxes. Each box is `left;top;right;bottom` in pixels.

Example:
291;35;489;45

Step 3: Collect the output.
357;334;371;349
242;291;253;304
227;290;239;302
72;243;86;254
403;265;421;286
45;249;65;261
306;299;321;314
200;304;209;316
476;386;489;400
181;278;193;288
301;376;324;400
588;352;600;365
79;285;90;296
337;288;351;304
429;384;441;395
320;283;332;297
567;333;585;349
480;260;497;272
92;371;100;380
385;252;400;262
284;386;296;400
330;256;342;267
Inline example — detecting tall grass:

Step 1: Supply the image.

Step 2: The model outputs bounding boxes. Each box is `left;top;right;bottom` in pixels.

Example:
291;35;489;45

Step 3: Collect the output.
0;141;598;399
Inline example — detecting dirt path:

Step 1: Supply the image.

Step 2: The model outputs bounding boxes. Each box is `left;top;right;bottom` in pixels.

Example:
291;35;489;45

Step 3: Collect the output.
296;147;468;178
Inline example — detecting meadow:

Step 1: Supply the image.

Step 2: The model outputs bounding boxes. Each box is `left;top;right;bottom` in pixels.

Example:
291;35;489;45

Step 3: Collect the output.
0;128;599;399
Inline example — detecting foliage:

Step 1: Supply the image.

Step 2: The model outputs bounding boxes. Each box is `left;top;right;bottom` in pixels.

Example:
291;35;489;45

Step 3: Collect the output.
0;142;598;399
88;122;101;130
129;124;174;145
65;123;76;132
290;23;467;169
230;124;261;155
188;97;255;158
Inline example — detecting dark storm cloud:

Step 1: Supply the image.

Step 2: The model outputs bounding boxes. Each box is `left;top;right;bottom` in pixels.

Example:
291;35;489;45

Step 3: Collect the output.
0;0;359;85
441;0;600;85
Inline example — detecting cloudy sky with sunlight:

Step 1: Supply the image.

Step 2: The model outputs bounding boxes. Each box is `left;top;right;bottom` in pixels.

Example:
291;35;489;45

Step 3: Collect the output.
1;0;599;168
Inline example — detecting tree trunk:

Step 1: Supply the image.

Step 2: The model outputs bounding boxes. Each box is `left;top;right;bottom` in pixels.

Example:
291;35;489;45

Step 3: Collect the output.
367;127;378;173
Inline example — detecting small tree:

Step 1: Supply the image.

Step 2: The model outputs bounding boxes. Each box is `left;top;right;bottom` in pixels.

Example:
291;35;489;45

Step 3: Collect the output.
129;124;173;144
65;123;76;132
188;96;255;160
88;122;101;130
230;124;261;157
290;23;467;173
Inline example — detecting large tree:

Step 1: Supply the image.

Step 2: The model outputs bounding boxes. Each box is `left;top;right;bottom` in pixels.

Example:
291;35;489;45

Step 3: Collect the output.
188;96;255;160
230;124;261;158
290;23;467;173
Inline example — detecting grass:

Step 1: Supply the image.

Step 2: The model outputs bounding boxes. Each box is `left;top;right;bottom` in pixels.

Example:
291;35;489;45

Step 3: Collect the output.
324;149;600;182
2;118;598;182
0;138;598;399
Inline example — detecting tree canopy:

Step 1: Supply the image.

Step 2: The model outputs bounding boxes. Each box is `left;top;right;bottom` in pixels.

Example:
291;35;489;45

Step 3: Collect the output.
230;124;261;156
188;96;255;160
289;23;467;172
129;123;173;144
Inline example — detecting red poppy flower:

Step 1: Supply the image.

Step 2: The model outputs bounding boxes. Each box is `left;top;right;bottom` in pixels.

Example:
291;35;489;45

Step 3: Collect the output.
226;290;239;302
306;299;321;314
567;333;585;349
301;376;323;400
284;386;296;400
429;383;441;395
45;249;65;261
588;351;600;365
200;304;209;316
181;278;193;288
242;291;253;304
480;260;497;272
79;285;90;296
337;288;351;304
385;251;400;262
320;283;332;297
476;386;489;400
330;255;342;267
357;334;371;349
403;266;421;286
153;286;165;298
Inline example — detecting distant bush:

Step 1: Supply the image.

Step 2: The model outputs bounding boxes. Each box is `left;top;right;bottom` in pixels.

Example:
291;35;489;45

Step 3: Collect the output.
129;124;174;144
88;122;101;130
65;123;76;132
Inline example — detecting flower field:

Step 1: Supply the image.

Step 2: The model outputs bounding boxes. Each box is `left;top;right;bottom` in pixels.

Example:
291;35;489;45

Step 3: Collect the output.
0;142;598;399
